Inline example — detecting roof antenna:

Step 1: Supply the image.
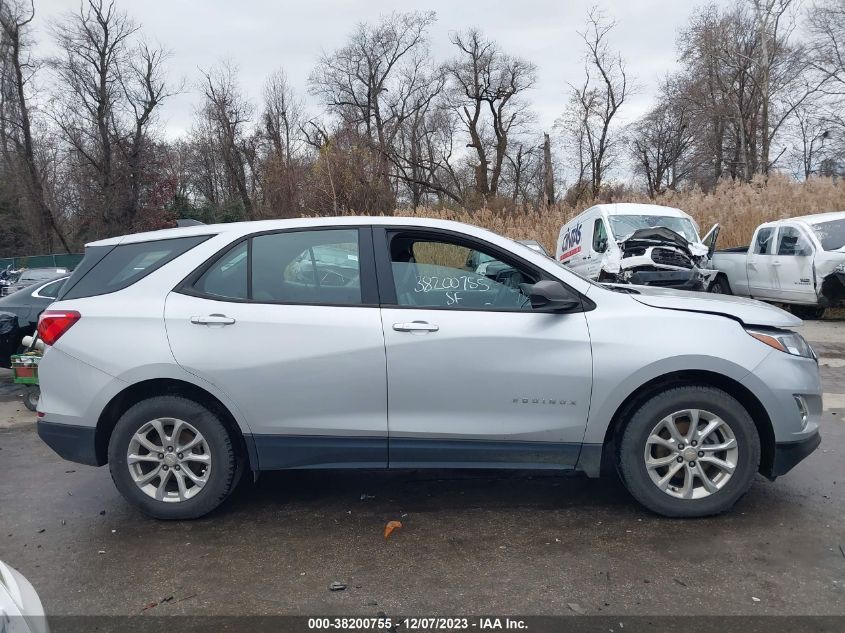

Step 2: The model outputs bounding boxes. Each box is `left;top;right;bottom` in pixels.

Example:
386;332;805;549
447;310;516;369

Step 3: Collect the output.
176;219;205;227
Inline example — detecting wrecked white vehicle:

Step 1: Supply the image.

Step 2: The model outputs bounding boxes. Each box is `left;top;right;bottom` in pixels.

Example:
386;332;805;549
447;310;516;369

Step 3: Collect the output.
710;212;845;319
556;203;719;291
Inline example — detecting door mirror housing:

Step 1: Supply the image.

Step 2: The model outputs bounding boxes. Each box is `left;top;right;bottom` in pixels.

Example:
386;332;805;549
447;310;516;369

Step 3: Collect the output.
529;280;581;312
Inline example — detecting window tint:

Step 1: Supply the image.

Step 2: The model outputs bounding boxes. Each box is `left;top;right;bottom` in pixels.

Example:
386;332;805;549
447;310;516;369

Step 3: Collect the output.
36;278;66;299
192;241;248;300
592;218;608;253
251;229;361;305
389;234;538;310
754;228;774;255
777;226;811;256
62;236;209;300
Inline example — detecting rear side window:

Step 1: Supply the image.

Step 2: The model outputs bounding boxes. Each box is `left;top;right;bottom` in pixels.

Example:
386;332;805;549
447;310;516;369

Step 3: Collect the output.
61;236;210;300
35;278;66;299
251;229;361;305
754;228;774;255
192;241;248;300
185;229;363;305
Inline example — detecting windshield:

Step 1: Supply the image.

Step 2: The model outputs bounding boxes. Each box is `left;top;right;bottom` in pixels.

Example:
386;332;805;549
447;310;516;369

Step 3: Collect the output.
810;219;845;251
608;215;699;243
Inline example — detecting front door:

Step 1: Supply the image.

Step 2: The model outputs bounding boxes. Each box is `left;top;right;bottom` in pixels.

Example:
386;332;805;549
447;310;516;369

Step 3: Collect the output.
376;228;593;469
164;227;388;469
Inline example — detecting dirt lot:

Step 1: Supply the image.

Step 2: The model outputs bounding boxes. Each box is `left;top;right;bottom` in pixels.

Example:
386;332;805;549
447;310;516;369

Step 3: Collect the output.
0;319;844;620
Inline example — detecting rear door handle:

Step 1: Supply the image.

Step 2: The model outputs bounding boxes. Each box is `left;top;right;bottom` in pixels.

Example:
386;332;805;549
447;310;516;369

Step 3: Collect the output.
393;321;439;333
190;314;236;325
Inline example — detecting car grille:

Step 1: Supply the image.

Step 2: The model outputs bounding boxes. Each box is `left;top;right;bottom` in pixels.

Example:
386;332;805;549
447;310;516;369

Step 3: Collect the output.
651;248;691;268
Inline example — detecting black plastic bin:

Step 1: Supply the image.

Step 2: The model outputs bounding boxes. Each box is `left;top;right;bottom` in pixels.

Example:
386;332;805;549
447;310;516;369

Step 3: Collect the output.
0;311;21;368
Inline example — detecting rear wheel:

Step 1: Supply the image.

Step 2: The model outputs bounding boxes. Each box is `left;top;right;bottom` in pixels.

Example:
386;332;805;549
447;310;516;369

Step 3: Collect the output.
791;305;826;320
618;385;760;517
108;396;240;519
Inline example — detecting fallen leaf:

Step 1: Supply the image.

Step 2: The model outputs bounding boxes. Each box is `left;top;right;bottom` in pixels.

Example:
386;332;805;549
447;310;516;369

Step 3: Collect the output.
567;603;587;615
384;520;402;539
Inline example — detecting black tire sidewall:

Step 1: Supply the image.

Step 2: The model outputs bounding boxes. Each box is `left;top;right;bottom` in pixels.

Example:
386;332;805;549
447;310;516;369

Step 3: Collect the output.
618;386;760;518
108;396;237;520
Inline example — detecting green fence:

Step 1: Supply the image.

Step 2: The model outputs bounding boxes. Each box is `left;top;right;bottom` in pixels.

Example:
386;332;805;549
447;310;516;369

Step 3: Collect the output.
0;252;84;271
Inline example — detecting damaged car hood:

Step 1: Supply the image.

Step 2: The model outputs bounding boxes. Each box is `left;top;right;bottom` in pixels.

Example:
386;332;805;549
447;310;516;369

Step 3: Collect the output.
619;227;693;255
611;284;801;327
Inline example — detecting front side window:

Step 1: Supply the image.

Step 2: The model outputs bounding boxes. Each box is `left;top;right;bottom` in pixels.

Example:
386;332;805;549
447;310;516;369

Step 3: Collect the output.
251;229;361;305
777;226;812;256
592;219;608;253
754;228;774;255
389;234;538;310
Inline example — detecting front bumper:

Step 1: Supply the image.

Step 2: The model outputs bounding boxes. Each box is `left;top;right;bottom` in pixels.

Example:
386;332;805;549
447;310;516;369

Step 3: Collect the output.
37;419;101;466
627;269;704;291
763;431;821;479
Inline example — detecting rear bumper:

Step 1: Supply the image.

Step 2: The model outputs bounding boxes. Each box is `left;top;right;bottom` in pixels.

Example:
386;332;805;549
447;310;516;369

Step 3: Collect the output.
762;431;821;479
37;419;101;466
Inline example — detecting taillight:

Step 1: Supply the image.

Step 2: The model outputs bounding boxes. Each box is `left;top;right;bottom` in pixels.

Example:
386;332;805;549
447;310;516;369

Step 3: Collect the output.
37;310;81;345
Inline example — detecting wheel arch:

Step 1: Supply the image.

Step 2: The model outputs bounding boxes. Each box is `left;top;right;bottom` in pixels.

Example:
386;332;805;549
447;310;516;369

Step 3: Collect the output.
94;378;256;470
592;369;774;478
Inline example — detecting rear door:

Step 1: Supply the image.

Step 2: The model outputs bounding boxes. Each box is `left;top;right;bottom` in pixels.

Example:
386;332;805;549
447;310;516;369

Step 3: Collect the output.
375;227;593;469
164;227;389;469
771;224;817;303
746;227;778;298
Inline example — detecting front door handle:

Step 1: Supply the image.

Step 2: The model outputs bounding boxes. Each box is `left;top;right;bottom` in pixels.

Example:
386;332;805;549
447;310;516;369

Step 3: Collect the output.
190;314;236;325
393;321;439;333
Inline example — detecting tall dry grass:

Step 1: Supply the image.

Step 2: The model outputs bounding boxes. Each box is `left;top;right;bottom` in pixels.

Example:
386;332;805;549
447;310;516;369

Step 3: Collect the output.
388;175;845;254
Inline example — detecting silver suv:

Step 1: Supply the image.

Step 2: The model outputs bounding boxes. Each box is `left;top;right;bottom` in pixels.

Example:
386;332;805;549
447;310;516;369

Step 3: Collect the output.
36;217;821;519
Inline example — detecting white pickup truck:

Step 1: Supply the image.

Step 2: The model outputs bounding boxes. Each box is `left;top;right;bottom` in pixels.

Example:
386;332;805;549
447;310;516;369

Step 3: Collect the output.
710;211;845;319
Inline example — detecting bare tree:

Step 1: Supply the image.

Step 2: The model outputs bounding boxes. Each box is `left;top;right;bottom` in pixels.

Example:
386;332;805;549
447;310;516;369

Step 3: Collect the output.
445;28;536;199
0;0;69;251
628;80;695;196
50;0;172;237
310;11;436;210
196;61;257;218
561;8;630;199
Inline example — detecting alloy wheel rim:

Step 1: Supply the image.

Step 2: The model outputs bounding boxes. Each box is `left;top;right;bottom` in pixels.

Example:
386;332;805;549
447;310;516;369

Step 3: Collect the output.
643;409;739;500
127;418;212;503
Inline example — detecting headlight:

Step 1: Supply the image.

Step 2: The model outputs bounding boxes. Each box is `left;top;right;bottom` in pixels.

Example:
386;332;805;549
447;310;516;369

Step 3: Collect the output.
746;327;816;359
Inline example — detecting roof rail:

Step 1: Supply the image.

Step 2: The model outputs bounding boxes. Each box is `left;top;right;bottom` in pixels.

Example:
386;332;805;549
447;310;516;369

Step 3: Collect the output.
176;219;206;227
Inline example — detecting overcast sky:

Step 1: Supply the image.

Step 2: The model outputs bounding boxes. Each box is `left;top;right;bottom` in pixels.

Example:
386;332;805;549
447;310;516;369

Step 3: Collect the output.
31;0;732;139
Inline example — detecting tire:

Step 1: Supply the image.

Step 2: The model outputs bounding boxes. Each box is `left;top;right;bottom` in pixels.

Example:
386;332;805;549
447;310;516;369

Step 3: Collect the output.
708;275;732;295
617;385;760;518
23;385;39;412
791;305;826;320
108;396;240;520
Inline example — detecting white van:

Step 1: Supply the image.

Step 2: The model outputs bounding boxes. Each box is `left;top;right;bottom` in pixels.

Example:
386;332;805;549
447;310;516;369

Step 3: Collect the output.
556;203;719;290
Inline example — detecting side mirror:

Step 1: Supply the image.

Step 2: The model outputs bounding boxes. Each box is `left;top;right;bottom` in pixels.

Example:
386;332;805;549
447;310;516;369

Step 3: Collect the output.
529;280;581;312
796;246;812;257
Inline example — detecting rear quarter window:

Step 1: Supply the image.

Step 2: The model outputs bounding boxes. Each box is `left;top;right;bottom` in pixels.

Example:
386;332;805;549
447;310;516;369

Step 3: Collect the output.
60;235;210;300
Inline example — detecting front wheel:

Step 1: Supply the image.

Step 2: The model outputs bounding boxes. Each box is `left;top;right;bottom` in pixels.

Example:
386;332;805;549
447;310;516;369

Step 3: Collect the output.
23;385;39;412
791;305;826;320
708;275;732;295
618;385;760;518
108;396;240;519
